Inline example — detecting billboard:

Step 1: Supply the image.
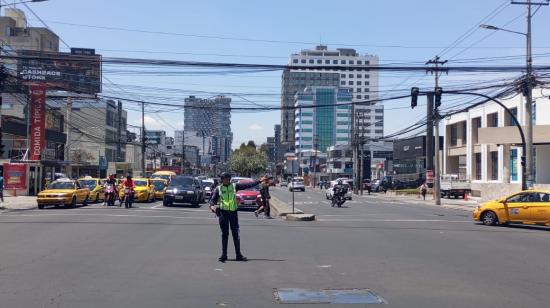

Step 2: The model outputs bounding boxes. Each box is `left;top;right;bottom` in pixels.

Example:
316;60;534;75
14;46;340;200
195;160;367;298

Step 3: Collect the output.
29;84;46;161
3;163;27;190
17;49;101;94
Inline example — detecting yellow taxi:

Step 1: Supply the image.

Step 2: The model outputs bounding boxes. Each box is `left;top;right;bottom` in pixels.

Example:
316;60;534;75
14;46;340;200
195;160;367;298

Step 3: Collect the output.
78;177;105;203
473;189;550;226
37;179;91;209
118;178;155;202
151;178;168;200
151;171;177;183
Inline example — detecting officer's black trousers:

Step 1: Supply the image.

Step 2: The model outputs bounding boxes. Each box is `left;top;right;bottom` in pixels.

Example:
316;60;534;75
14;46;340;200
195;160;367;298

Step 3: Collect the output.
218;210;242;258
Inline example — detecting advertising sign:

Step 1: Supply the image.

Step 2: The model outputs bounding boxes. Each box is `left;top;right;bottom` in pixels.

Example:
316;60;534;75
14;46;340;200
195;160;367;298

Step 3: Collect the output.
426;170;434;183
3;163;27;190
29;84;46;161
18;49;102;94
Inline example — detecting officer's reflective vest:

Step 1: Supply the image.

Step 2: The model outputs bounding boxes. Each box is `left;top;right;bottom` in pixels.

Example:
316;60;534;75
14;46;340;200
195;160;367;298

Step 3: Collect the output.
218;183;237;211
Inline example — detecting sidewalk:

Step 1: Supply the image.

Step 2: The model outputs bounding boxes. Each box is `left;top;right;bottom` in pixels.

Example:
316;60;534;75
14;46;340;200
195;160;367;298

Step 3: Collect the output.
0;196;37;211
357;191;479;212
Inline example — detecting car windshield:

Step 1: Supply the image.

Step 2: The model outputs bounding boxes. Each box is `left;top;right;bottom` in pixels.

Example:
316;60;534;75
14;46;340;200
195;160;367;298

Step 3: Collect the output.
171;177;194;187
152;181;166;190
202;181;214;188
48;182;75;189
240;183;260;191
152;175;171;181
78;180;97;189
135;180;148;187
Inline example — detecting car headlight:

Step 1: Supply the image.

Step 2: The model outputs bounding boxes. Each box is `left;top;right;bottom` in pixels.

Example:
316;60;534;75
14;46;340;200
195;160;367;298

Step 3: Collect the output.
166;188;177;194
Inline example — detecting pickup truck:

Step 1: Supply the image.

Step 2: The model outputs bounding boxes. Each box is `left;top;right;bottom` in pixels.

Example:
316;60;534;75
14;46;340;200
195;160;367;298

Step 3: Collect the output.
440;174;471;199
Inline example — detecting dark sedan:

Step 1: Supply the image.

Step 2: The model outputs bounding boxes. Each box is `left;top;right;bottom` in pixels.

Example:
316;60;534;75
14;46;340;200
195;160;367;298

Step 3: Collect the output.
163;176;202;207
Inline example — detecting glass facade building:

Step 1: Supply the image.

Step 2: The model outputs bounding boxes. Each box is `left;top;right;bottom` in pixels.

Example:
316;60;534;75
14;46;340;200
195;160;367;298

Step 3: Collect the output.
294;87;352;155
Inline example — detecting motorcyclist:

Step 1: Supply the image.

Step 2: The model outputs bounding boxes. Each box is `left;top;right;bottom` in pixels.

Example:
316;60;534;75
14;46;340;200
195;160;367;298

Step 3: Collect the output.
332;179;347;207
121;174;136;208
103;174;118;206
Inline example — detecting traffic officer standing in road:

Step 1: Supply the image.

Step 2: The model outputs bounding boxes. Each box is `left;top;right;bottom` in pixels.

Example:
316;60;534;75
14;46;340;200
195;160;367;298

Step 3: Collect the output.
209;172;260;262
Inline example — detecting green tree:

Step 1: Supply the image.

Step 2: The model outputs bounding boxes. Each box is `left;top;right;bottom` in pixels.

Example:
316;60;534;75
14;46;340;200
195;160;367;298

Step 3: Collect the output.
228;140;267;177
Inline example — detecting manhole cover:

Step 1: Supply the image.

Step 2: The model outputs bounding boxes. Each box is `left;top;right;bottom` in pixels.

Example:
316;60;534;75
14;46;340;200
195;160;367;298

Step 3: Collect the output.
273;288;386;304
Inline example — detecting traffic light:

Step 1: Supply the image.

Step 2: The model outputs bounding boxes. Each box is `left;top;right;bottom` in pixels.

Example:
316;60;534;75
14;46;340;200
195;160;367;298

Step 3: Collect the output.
411;87;419;108
435;87;443;107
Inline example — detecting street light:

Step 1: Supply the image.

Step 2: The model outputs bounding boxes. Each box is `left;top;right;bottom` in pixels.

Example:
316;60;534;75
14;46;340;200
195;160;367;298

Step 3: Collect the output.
479;19;534;188
479;24;527;36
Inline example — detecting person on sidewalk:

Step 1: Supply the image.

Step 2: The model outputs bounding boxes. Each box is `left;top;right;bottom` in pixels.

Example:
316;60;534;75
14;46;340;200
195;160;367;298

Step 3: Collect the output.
419;182;428;200
209;172;260;263
0;173;4;202
255;176;272;218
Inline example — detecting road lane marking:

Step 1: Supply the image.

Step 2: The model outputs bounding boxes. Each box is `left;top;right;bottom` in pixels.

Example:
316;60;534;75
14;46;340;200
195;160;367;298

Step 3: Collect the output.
0;212;266;222
316;218;471;223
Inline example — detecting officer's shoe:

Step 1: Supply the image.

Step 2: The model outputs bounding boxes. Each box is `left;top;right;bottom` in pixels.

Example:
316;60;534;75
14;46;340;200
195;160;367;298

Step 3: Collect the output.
236;255;248;262
218;255;228;263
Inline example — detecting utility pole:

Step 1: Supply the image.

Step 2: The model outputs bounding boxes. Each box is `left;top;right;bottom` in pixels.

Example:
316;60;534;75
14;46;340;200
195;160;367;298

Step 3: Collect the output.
426;56;447;206
511;0;541;188
64;96;72;177
180;116;185;175
359;110;366;195
352;109;359;195
141;101;146;177
312;134;318;188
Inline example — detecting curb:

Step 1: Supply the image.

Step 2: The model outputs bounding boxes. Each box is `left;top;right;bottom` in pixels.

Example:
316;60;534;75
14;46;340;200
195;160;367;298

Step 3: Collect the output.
286;213;316;221
357;194;477;212
270;196;304;216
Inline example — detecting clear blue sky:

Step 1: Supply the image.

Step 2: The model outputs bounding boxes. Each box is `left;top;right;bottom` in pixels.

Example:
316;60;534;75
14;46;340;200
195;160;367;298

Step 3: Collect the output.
12;0;550;147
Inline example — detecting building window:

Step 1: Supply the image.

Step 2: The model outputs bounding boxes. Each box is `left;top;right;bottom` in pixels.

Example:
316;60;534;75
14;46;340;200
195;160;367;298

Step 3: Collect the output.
356;95;362;99
348;81;354;85
293;59;298;63
301;59;306;63
356;88;362;92
490;151;499;180
365;95;370;100
462;122;467;144
340;74;346;78
375;130;383;134
325;60;330;64
507;107;518;126
336;121;349;125
348;74;354;78
365;88;370;92
336;113;349;117
357;81;362;85
301;120;313;125
309;59;314;64
375;116;383;120
375;123;383;127
341;60;346;64
475;153;482;180
333;161;342;169
488;113;498;127
333;60;338;64
365;61;370;65
357;60;362;65
317;59;322;64
340;81;345;85
472;117;481;144
375;109;383;113
349;60;354;65
450;124;457;146
510;149;518;182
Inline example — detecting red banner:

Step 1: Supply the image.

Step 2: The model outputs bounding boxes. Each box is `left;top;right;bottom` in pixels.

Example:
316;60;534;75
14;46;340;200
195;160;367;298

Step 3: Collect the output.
3;163;27;190
29;85;46;161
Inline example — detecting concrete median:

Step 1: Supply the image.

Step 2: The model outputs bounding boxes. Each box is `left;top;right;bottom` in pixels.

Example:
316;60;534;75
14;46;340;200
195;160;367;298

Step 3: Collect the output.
270;196;304;216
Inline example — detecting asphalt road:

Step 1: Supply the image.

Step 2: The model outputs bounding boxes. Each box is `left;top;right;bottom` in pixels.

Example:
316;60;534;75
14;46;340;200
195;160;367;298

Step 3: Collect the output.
1;189;549;308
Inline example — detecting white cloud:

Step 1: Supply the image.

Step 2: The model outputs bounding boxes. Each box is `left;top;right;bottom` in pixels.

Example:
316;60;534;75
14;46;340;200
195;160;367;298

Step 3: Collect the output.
248;123;263;130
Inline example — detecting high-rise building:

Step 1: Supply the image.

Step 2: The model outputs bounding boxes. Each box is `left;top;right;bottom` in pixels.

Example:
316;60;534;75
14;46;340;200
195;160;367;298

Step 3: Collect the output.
281;45;380;144
184;95;232;162
294;87;353;154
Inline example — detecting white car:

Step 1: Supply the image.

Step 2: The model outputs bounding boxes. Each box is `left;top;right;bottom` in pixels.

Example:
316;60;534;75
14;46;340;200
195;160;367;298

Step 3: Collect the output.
288;179;305;192
325;182;352;200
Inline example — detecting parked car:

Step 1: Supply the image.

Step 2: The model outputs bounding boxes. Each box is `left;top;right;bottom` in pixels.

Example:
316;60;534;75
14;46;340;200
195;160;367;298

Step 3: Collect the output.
37;179;90;209
370;179;382;192
473;190;550;226
289;177;305;192
236;180;262;210
325;182;353;200
151;179;168;200
78;177;104;203
280;180;288;187
163;176;202;207
196;178;207;203
231;176;251;184
440;174;471;199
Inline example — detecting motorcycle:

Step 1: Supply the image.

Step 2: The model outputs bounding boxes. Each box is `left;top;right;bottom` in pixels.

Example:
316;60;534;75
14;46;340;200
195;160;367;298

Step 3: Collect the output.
104;184;116;206
331;188;347;208
123;187;134;208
